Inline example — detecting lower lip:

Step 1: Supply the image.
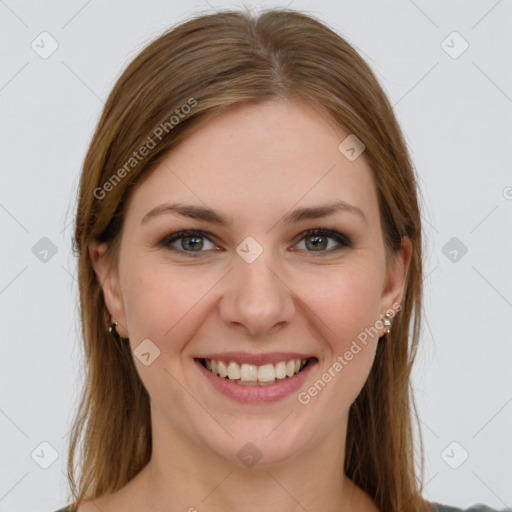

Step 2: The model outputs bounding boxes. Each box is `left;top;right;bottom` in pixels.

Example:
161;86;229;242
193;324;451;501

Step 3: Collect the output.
195;359;317;403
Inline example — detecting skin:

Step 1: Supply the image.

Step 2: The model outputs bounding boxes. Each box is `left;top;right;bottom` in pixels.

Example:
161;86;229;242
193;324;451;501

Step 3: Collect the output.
85;98;412;512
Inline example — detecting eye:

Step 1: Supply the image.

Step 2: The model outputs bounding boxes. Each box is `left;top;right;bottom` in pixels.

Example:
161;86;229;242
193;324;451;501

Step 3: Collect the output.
158;228;351;257
159;230;218;255
292;228;352;256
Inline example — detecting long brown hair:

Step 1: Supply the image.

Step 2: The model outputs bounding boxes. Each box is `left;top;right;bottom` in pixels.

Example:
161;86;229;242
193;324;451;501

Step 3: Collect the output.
69;7;428;511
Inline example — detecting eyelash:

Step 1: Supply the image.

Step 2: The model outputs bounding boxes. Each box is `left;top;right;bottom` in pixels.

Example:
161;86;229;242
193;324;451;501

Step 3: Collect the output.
158;228;352;258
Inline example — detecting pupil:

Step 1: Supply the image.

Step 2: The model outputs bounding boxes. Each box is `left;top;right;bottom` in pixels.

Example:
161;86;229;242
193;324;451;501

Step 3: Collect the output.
184;236;203;251
307;235;326;251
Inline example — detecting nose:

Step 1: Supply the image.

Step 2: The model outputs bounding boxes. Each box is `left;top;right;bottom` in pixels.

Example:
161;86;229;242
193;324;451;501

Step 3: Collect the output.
218;247;296;338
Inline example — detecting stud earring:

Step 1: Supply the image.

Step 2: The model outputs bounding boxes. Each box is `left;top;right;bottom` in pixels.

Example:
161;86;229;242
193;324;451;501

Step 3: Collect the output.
108;321;119;336
383;313;393;334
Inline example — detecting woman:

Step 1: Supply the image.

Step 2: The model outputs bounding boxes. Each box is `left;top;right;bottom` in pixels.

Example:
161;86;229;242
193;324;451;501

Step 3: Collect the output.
53;8;501;512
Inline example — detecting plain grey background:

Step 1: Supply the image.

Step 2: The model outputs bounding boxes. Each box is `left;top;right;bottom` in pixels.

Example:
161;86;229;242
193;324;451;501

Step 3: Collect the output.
1;1;511;511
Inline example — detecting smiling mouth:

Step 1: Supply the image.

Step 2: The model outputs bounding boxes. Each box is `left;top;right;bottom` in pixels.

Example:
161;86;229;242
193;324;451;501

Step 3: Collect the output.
198;357;316;386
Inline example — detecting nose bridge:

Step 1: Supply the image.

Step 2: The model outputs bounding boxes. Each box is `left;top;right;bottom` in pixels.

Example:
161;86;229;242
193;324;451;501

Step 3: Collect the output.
220;239;295;336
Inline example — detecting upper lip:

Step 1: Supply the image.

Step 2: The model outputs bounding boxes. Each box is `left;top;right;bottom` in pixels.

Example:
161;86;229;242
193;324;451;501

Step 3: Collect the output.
195;352;316;366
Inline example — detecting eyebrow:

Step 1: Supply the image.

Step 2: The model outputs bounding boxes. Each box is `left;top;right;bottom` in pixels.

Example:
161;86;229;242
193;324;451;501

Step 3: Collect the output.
140;200;367;226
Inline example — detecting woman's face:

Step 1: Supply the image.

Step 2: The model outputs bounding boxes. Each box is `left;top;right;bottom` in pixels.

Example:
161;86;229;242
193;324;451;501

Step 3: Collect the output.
91;99;410;468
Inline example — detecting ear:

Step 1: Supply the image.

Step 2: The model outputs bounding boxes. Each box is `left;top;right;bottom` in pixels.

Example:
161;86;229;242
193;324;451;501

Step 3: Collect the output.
88;239;129;338
379;236;413;325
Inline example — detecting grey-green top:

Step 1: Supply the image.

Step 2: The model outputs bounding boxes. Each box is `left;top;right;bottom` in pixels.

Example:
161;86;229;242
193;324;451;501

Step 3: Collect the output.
429;503;504;512
53;502;504;512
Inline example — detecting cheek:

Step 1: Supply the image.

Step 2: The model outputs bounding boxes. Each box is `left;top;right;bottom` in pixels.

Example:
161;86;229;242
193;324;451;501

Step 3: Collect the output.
121;261;210;412
297;260;383;412
122;259;199;348
304;260;383;348
122;257;234;365
299;265;382;416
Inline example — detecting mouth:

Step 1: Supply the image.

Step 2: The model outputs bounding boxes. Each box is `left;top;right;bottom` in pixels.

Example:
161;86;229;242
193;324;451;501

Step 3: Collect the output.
194;355;318;402
198;356;315;386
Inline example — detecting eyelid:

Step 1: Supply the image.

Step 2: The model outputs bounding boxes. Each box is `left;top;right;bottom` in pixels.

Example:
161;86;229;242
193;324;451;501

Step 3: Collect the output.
291;228;352;255
158;228;352;256
158;229;219;252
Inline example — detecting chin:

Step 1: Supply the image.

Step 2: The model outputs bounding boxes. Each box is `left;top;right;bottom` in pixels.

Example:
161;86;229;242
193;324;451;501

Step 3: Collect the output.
197;415;316;469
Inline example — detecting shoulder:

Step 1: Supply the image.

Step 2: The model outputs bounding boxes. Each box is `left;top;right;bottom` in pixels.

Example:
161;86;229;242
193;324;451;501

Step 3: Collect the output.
52;506;76;512
429;502;504;512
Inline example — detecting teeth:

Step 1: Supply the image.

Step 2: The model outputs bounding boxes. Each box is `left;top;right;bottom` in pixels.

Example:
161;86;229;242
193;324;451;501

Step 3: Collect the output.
258;364;275;382
227;362;240;380
240;363;258;381
203;357;309;385
275;361;287;379
218;360;228;378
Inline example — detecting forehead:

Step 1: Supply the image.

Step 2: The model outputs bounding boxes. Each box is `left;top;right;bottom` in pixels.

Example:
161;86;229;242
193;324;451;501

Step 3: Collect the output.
124;99;380;232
